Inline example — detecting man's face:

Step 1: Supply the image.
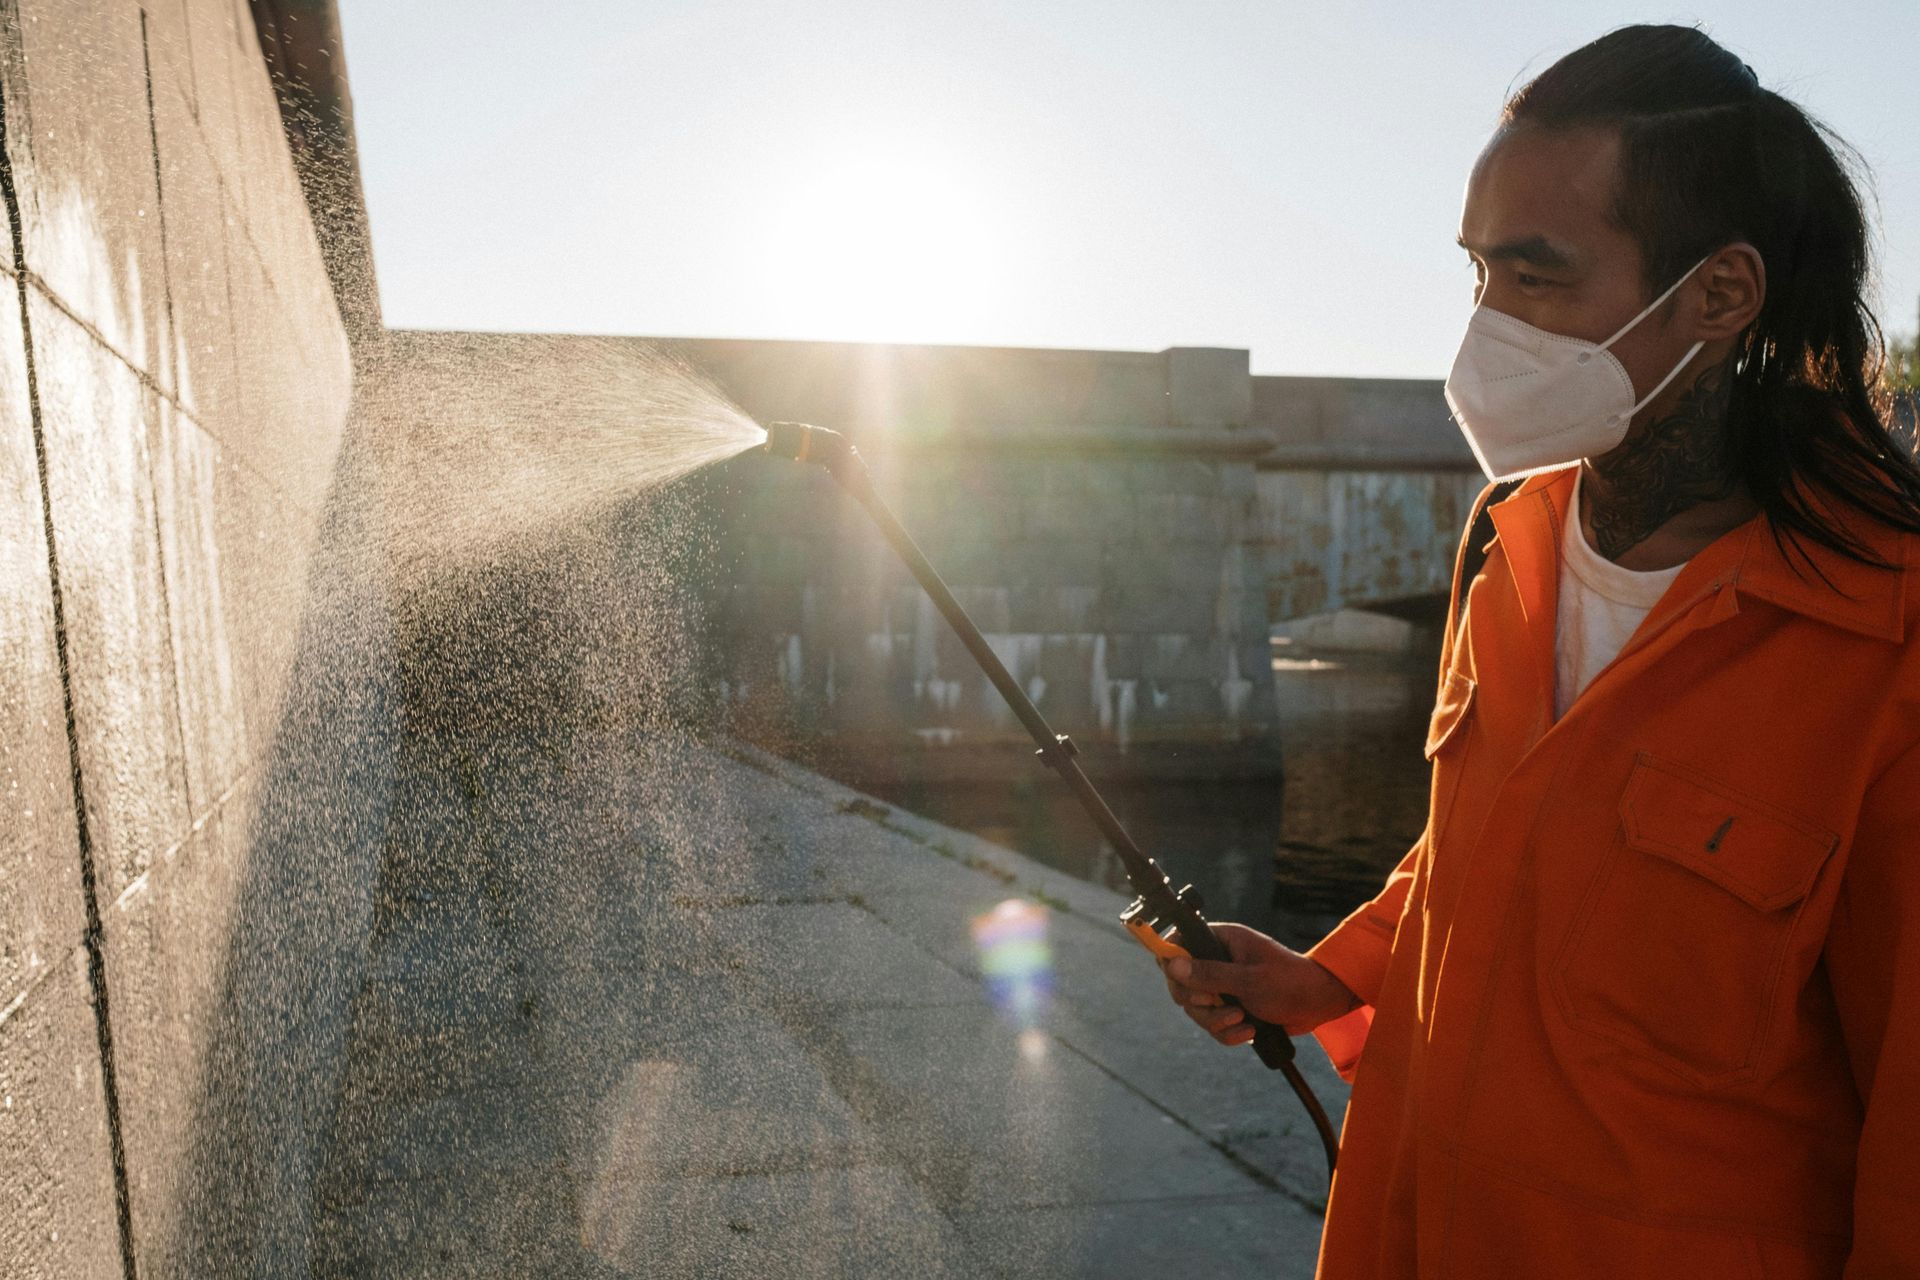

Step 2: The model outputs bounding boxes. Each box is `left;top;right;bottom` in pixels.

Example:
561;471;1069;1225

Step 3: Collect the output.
1457;124;1696;409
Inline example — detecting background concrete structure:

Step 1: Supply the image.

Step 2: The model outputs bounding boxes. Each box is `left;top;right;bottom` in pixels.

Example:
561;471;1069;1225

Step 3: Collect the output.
1249;376;1484;622
384;332;1483;780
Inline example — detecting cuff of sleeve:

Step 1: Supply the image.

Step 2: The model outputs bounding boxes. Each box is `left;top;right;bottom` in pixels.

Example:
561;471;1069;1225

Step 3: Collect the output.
1312;1004;1374;1084
1304;913;1396;1084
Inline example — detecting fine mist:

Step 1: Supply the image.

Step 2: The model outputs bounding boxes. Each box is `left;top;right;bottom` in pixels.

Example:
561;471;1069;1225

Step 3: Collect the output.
358;331;766;592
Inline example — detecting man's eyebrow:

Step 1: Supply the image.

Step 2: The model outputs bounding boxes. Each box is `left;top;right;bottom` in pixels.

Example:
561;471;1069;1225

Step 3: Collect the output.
1455;234;1578;270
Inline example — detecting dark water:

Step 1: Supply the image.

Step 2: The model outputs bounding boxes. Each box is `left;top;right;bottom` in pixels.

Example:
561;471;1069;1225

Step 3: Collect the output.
857;632;1444;952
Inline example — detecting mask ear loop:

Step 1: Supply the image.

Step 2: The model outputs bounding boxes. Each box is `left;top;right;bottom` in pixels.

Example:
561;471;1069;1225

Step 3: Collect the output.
1595;253;1715;424
1598;253;1715;349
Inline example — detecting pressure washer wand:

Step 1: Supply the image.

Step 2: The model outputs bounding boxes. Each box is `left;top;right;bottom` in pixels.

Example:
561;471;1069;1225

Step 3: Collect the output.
762;421;1338;1177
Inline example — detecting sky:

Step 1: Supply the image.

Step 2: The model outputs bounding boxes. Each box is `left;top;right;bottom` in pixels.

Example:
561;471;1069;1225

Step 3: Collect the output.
336;0;1919;379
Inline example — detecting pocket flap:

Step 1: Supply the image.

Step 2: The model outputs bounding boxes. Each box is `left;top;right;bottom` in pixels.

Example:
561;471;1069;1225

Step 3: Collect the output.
1424;670;1476;760
1618;754;1838;911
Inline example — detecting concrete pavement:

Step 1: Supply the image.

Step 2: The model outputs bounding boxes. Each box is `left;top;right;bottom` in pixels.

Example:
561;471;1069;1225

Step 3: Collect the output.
308;730;1346;1277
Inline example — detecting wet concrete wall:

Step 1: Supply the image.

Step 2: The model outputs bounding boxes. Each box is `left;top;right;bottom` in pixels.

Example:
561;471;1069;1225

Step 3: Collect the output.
0;2;367;1276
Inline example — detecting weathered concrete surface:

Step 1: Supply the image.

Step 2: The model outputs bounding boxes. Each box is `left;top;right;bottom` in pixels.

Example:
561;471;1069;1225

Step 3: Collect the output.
1255;468;1483;621
0;950;124;1280
708;435;1278;780
386;331;1286;781
0;258;83;1080
0;1;367;1276
1251;374;1477;470
308;731;1344;1278
384;335;1488;780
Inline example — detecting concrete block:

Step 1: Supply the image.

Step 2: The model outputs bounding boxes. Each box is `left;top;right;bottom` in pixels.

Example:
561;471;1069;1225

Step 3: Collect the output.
1103;632;1144;680
142;12;244;434
1144;678;1223;724
916;522;1014;586
1009;584;1102;634
1010;538;1103;590
0;948;125;1280
3;0;171;378
1165;347;1251;430
948;585;1010;632
98;800;246;1277
30;294;191;899
1136;493;1231;543
1132;456;1225;496
749;533;811;587
1038;458;1127;501
211;10;344;356
1139;632;1221;681
223;226;351;516
150;403;247;820
1273;608;1415;654
0;265;86;1016
1109;576;1217;633
1023;488;1126;543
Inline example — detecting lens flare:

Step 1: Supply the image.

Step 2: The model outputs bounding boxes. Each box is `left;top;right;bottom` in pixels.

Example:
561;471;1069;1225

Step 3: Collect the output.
970;898;1054;1030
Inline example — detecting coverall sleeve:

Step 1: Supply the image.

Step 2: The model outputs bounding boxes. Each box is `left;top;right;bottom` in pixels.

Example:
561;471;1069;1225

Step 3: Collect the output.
1302;832;1424;1081
1824;737;1920;1275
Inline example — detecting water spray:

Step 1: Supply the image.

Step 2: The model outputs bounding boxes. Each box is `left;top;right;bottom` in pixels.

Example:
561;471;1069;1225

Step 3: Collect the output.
762;421;1339;1177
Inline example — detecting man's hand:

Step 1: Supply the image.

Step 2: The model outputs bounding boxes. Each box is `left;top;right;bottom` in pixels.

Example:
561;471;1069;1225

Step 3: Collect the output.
1160;923;1362;1046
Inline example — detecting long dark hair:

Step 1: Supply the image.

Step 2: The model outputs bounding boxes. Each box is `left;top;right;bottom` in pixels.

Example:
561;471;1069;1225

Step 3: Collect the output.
1505;24;1920;575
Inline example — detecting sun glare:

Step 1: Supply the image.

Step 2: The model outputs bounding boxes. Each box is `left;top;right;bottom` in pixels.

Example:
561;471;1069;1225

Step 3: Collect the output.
759;145;1008;342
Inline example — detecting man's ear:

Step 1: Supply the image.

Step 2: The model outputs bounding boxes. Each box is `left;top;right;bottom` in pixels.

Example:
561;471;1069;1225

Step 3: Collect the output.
1693;242;1766;339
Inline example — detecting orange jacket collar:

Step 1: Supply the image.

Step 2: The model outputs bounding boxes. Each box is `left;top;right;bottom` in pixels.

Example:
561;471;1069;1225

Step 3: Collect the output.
1485;465;1909;645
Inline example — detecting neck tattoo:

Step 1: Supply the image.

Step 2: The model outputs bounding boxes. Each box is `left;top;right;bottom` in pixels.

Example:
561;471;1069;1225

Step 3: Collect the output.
1585;358;1740;562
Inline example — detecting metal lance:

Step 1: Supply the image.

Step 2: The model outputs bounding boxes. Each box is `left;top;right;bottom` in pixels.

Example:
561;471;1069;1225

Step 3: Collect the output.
761;421;1339;1177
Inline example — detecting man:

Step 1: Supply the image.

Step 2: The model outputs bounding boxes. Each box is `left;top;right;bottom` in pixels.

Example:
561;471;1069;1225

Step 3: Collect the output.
1161;25;1920;1279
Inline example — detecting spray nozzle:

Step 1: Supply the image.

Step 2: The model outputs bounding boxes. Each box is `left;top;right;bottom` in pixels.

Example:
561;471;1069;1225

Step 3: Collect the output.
763;421;852;469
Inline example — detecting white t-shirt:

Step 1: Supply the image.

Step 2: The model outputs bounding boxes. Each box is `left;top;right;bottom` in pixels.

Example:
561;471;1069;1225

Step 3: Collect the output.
1554;468;1689;719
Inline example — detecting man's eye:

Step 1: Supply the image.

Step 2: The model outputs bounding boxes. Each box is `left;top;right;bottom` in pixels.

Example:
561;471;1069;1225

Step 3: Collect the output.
1517;272;1552;287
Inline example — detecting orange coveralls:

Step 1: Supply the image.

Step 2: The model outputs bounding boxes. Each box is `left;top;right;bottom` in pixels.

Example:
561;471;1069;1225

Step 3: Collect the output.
1305;465;1920;1278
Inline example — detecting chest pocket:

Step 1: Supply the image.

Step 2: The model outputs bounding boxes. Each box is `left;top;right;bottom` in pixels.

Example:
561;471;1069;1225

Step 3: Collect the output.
1551;753;1839;1085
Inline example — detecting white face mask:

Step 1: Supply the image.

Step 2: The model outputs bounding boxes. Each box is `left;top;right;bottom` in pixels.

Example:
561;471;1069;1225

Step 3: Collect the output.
1442;254;1711;482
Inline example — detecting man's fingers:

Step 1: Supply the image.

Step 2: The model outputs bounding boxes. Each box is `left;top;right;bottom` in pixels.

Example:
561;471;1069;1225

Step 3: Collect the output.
1190;1003;1244;1035
1214;1022;1257;1047
1166;980;1222;1010
1166;956;1244;998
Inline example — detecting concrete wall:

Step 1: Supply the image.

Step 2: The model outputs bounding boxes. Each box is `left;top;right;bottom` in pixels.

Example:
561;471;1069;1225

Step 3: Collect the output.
364;337;1486;780
0;2;367;1276
1252;468;1484;620
1250;374;1486;619
685;341;1479;777
597;336;1284;778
